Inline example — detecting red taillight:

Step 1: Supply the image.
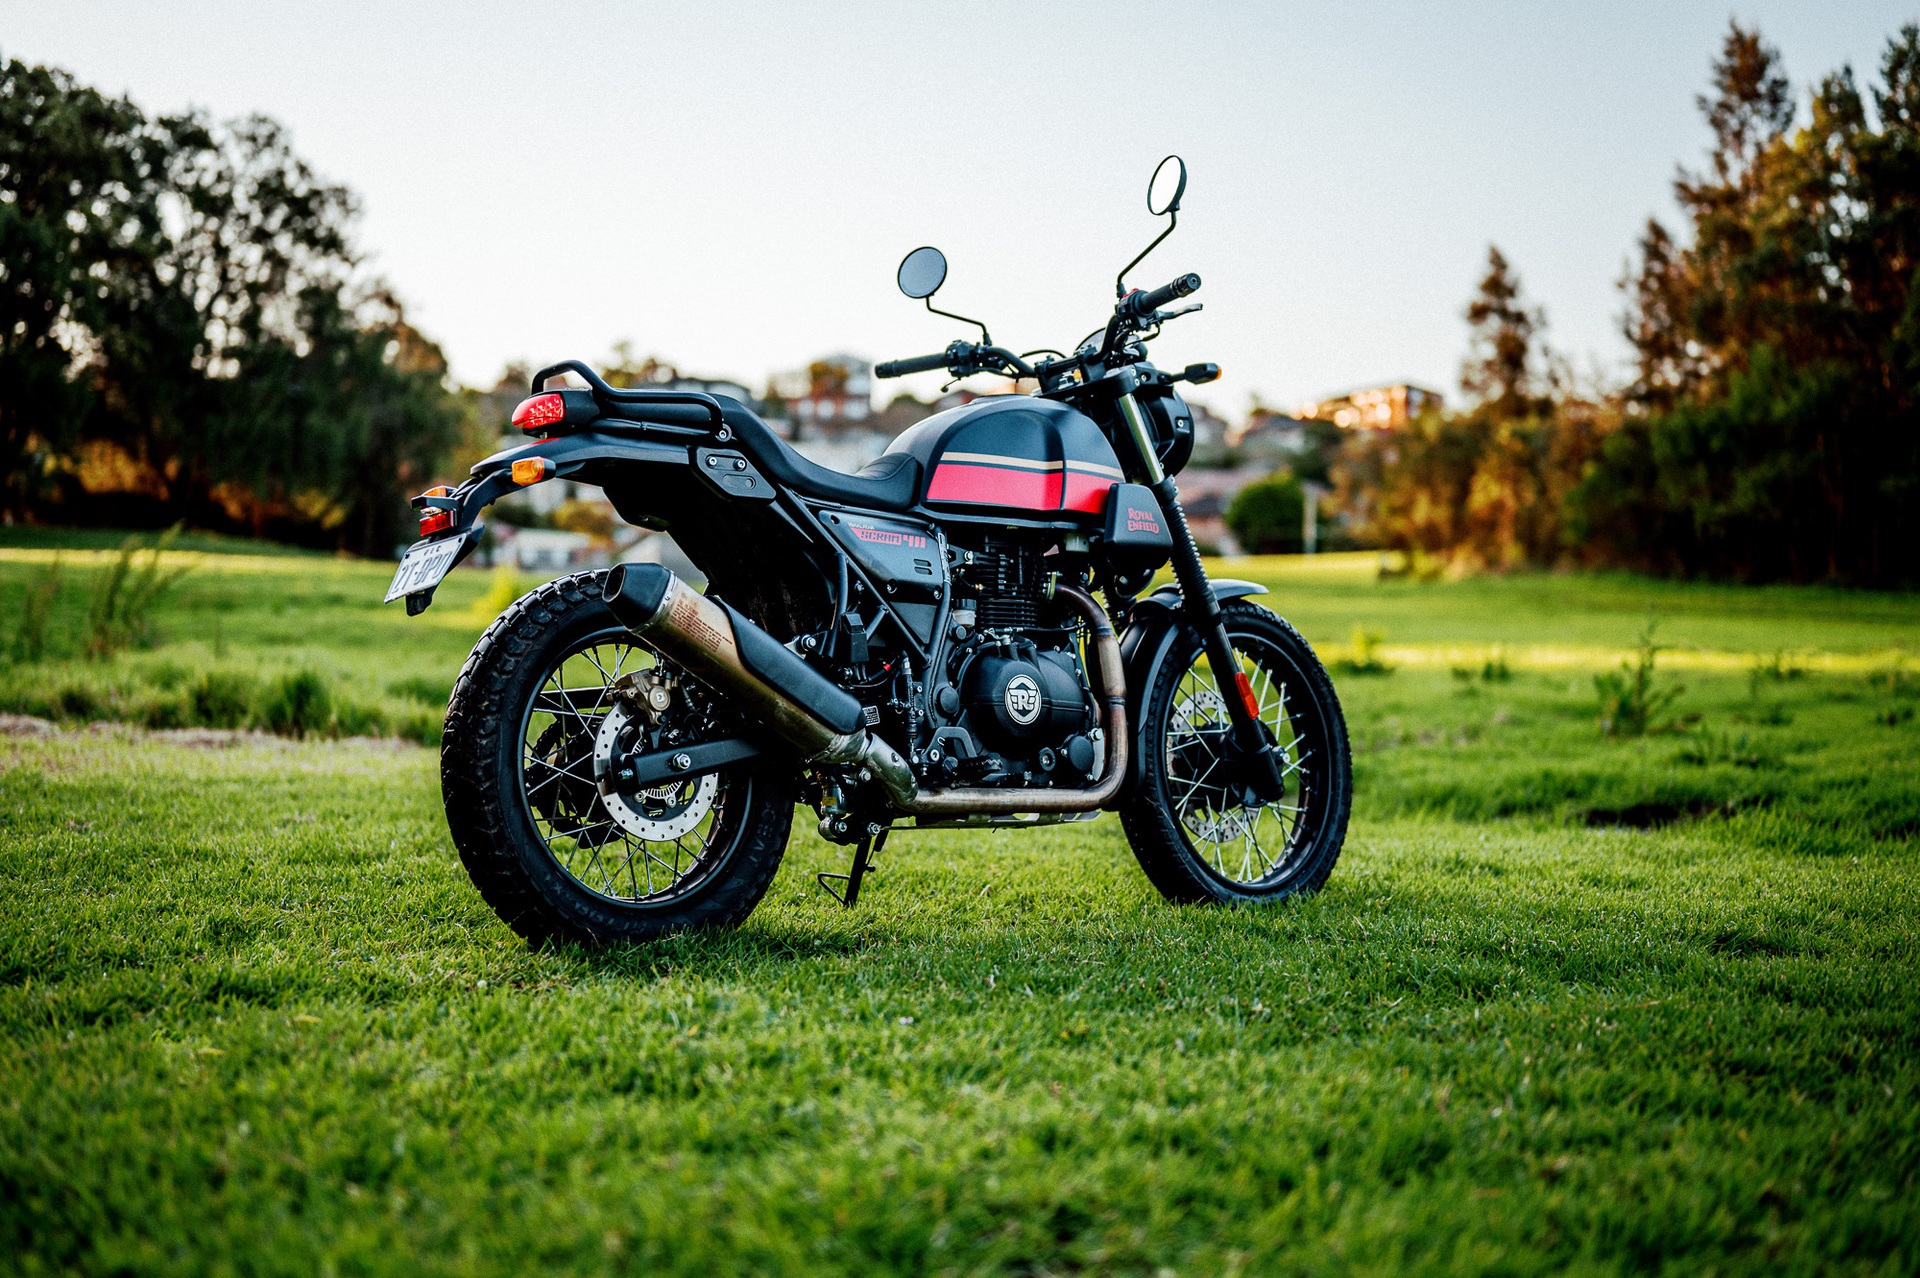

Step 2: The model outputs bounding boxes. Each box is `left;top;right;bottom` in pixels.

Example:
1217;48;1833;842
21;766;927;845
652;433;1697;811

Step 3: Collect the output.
418;509;453;536
512;393;566;432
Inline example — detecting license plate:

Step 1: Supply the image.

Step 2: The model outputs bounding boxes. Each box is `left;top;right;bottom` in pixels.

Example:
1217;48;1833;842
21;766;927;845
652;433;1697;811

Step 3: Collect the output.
385;535;468;602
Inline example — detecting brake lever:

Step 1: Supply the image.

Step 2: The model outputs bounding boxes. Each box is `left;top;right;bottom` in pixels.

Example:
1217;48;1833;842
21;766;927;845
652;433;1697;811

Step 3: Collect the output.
1155;302;1204;322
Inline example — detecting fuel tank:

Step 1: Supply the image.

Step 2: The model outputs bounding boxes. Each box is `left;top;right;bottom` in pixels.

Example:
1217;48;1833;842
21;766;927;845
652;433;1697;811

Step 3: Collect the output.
884;396;1125;523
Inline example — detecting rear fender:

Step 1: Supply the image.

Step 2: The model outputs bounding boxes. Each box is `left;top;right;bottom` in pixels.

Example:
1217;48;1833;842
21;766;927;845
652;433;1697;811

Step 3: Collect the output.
1115;580;1270;793
399;427;692;613
445;428;690;532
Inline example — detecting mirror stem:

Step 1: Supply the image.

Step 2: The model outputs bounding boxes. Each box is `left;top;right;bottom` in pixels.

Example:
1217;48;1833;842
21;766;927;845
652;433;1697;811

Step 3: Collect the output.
1116;211;1177;298
925;297;991;345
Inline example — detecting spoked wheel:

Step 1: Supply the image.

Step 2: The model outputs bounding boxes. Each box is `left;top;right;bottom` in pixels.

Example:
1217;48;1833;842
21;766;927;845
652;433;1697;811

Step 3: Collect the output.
442;571;794;947
1120;601;1352;905
521;634;732;902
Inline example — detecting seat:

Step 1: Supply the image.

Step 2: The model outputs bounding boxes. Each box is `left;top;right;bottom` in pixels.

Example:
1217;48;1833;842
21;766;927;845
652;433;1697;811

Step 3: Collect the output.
712;399;920;511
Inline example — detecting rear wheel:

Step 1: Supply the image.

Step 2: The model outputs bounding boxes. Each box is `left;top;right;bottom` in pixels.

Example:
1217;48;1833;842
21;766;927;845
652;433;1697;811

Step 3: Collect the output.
441;571;795;947
1120;602;1352;905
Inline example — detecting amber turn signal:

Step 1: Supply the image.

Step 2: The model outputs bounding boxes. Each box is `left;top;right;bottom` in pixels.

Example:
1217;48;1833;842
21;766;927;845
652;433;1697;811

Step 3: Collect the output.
511;457;555;486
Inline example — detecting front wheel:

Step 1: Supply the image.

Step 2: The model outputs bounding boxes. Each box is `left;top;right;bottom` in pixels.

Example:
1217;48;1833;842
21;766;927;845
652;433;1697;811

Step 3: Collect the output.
441;571;796;947
1120;602;1352;905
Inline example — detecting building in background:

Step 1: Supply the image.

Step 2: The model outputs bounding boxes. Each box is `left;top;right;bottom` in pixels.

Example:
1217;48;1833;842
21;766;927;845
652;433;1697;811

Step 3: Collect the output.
772;354;873;437
1295;383;1443;431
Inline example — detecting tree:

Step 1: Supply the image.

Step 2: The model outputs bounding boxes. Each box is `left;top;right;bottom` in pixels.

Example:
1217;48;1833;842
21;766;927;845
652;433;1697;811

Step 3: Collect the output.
1226;470;1307;554
1337;246;1575;572
1575;22;1920;584
0;57;462;554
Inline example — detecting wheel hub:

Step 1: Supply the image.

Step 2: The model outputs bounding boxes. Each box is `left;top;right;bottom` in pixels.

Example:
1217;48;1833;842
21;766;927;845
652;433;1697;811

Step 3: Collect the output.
593;701;718;840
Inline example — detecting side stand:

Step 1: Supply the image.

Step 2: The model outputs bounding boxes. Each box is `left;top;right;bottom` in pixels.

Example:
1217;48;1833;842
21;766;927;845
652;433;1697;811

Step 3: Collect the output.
817;828;887;908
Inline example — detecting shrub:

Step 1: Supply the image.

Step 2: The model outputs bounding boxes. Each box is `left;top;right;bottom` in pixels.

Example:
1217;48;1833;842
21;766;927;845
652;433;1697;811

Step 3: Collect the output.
256;668;333;739
1225;471;1307;554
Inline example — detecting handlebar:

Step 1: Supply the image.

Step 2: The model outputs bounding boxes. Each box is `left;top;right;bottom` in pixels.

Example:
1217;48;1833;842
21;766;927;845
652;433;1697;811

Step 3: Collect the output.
874;348;956;379
1124;272;1201;317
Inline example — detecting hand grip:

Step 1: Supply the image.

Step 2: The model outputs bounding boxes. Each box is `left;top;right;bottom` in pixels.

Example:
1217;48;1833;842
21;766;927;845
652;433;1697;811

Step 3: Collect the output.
874;350;953;379
1132;272;1202;315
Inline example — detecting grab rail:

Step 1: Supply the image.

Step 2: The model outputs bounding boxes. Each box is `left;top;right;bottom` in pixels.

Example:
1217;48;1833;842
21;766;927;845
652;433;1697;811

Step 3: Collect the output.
531;360;727;432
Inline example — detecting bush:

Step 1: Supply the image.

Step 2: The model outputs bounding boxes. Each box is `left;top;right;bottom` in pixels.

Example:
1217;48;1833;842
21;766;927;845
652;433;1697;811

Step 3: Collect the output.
1225;471;1307;554
256;669;333;739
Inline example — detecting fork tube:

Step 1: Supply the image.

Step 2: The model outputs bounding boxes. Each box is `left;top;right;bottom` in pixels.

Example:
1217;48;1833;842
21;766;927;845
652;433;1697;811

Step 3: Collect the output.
1117;391;1286;800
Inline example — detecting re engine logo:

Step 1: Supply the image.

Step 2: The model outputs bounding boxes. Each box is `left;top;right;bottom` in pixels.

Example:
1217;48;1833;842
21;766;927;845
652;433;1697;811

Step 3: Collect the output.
1004;675;1042;726
1126;507;1160;534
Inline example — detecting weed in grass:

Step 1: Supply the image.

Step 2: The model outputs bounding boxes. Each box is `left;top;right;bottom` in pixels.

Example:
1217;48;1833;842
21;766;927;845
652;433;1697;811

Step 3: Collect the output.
1676;727;1780;769
386;674;452;705
256;668;333;738
1751;648;1806;687
1594;621;1685;737
1451;648;1511;691
10;552;62;663
1878;704;1916;727
189;670;258;729
86;526;191;658
1333;624;1394;676
330;697;388;738
1737;699;1794;725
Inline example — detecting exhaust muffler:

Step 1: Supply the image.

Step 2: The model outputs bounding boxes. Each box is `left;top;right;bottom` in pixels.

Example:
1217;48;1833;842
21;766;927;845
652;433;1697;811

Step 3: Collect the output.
601;566;1125;817
602;564;917;805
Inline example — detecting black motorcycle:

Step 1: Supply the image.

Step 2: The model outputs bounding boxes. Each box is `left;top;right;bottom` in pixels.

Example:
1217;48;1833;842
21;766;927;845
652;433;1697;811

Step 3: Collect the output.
388;156;1351;945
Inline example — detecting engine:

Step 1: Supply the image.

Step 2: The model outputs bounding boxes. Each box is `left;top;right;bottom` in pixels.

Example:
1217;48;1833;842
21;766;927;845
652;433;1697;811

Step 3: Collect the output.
922;537;1099;788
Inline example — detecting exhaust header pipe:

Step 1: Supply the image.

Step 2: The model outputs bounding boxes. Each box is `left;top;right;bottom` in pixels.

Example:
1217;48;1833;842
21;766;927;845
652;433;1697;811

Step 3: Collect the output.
601;566;1126;818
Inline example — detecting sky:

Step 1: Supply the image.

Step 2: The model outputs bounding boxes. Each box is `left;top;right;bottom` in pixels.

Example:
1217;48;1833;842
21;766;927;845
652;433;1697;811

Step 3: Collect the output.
6;1;1915;419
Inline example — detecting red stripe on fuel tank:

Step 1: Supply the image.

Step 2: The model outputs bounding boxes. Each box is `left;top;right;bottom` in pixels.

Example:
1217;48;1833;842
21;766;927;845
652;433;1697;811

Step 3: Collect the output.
1061;471;1111;514
926;464;1061;509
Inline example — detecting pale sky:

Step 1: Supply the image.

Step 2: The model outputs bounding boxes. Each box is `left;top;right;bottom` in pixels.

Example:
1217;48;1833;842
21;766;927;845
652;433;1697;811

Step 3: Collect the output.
6;2;1913;419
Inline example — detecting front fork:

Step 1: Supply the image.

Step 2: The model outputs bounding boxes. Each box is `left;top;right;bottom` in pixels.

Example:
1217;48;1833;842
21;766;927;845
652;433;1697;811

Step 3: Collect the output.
1117;392;1288;803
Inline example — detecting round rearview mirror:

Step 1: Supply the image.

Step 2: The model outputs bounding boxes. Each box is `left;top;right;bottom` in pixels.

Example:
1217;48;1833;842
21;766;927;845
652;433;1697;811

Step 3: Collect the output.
896;246;948;299
1147;155;1187;217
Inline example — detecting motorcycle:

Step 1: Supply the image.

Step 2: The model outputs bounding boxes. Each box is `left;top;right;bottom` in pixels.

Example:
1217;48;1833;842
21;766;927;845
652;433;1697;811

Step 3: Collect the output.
387;156;1352;945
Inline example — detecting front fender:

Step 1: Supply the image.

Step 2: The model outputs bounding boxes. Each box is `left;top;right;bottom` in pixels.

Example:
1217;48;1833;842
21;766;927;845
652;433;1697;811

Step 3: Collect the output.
1115;580;1270;793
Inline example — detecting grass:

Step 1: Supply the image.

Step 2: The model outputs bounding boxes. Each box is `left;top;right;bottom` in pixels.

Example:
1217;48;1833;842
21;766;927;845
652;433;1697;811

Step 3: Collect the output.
0;540;1915;1274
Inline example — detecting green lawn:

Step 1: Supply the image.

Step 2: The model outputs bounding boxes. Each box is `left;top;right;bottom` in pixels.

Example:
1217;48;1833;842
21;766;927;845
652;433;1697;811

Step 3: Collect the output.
0;542;1915;1274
